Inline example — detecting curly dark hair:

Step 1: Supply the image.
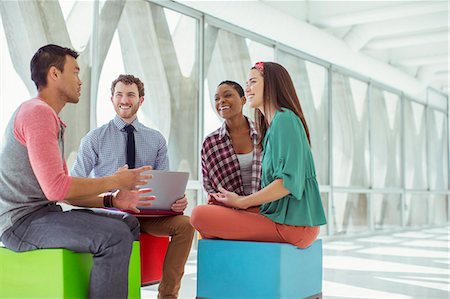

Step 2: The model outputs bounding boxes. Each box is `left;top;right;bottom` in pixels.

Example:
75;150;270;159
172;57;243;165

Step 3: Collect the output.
111;74;145;97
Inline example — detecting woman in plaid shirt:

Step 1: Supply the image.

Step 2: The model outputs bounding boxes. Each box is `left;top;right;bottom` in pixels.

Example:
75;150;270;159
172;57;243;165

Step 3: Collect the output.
191;64;326;248
200;80;262;201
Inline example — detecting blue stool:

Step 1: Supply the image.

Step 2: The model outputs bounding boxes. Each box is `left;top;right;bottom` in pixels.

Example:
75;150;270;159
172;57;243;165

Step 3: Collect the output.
197;239;323;299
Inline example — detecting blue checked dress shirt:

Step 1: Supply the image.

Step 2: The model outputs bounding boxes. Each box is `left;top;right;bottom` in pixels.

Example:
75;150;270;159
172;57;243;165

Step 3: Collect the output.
71;115;169;178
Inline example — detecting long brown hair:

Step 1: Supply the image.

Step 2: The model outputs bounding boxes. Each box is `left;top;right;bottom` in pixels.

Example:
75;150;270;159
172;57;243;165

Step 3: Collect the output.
253;62;311;149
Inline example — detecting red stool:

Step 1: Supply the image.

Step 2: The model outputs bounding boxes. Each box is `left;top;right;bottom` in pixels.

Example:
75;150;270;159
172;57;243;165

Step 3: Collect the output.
139;233;170;286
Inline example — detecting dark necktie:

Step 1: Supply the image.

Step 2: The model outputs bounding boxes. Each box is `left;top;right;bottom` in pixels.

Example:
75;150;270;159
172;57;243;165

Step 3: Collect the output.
124;124;135;169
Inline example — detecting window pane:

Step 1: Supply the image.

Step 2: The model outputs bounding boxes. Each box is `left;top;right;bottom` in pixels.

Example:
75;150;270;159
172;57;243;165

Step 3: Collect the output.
278;51;329;185
405;194;428;226
430;195;448;225
203;24;274;137
373;193;402;230
427;109;448;190
0;0;94;156
0;17;31;146
404;100;427;189
96;1;199;179
333;192;369;235
332;72;370;187
371;88;402;188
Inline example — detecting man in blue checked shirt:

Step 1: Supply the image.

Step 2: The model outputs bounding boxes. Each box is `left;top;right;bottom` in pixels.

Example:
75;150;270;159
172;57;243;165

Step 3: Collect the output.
71;74;194;299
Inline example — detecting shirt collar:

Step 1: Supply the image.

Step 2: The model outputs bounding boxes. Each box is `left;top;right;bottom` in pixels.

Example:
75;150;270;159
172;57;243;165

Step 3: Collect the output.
58;117;67;129
218;116;257;140
113;115;141;131
218;121;228;139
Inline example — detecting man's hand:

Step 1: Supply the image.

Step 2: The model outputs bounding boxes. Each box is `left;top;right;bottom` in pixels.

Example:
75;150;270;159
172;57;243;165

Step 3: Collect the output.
113;188;155;213
113;165;152;190
171;195;188;213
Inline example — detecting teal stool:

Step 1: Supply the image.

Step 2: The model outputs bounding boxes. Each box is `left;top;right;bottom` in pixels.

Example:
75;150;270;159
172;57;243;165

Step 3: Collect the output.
197;239;323;299
0;241;141;299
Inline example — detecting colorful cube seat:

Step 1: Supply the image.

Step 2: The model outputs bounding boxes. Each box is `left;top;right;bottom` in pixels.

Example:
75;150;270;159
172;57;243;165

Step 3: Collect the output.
139;233;169;286
197;239;323;299
0;241;141;299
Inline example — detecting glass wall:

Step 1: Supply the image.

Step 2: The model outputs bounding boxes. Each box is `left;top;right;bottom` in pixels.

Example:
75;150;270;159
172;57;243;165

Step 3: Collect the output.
96;1;200;179
404;100;428;190
427;89;448;226
427;108;448;191
332;72;370;188
0;0;94;150
0;0;448;236
373;193;402;230
371;88;402;188
278;51;329;185
333;192;369;234
203;23;274;137
370;87;403;230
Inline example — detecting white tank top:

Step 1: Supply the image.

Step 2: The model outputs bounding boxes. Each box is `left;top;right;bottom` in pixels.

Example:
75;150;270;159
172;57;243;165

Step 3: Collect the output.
236;152;253;195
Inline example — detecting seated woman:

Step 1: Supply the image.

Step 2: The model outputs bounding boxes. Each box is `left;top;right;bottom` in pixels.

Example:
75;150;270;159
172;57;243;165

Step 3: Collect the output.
200;80;262;204
191;63;327;249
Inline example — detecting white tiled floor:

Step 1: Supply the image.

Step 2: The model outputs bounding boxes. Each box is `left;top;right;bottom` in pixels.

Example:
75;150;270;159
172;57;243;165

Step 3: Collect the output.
142;225;450;299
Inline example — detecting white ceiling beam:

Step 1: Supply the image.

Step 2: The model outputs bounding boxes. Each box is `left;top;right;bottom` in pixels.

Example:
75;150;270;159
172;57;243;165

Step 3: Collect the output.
416;65;449;86
179;0;439;96
344;12;447;51
366;41;448;62
392;55;449;67
431;73;449;81
366;31;449;50
429;64;450;74
310;2;448;28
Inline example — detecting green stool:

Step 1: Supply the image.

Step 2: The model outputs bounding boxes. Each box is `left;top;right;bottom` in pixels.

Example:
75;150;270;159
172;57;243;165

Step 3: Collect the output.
0;241;141;299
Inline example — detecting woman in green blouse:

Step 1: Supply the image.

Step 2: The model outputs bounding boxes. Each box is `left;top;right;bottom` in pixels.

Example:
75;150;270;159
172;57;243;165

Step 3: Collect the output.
191;62;326;248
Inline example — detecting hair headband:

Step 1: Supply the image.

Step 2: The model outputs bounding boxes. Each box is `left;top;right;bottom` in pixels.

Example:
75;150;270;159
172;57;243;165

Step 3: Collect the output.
254;61;264;76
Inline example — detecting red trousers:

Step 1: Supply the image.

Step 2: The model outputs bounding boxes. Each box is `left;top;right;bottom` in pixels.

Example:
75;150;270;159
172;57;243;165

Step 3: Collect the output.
190;205;319;249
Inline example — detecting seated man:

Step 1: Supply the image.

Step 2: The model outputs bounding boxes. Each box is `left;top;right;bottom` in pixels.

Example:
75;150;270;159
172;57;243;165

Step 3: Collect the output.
0;44;153;299
71;74;194;299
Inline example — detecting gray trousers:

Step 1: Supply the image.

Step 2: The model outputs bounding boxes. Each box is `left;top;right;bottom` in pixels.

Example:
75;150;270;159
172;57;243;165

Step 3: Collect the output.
1;204;139;299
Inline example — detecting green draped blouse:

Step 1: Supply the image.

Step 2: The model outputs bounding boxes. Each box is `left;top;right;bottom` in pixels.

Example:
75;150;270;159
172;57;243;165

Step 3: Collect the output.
259;108;327;226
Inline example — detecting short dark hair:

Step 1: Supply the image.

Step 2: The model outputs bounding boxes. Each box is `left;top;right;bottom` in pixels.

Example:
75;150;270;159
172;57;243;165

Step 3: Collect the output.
111;74;145;97
218;80;244;97
30;44;78;89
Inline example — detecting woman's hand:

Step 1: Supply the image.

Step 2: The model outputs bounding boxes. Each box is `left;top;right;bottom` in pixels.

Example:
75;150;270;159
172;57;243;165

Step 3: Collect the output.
113;188;155;213
207;193;227;206
211;187;247;209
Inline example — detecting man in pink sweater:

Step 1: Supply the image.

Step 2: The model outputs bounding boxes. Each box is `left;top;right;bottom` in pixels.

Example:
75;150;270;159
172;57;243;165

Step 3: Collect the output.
0;44;153;298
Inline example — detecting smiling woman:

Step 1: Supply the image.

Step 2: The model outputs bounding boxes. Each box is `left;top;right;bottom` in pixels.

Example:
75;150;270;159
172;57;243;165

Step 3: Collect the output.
201;80;262;198
191;62;327;249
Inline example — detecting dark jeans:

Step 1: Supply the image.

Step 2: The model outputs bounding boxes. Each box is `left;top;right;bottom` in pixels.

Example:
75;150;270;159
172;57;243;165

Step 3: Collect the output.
1;204;140;299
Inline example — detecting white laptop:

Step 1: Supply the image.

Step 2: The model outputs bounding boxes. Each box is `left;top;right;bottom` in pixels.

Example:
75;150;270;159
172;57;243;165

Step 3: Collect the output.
134;170;189;216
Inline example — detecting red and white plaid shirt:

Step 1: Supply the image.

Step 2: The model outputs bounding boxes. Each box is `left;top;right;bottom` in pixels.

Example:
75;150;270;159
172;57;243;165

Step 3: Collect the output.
201;117;262;196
